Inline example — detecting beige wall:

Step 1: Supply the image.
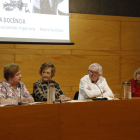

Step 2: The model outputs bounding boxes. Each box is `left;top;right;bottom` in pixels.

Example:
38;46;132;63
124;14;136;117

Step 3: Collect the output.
0;13;140;99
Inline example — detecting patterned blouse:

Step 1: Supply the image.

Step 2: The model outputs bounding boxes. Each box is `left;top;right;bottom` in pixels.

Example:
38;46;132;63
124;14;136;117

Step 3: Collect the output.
33;79;65;101
0;80;31;99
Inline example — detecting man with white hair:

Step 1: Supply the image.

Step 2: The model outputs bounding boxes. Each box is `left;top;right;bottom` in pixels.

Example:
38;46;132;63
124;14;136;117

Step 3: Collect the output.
78;63;113;99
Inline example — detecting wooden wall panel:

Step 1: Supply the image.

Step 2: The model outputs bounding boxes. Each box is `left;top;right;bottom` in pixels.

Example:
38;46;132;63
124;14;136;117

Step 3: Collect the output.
0;54;14;81
0;13;140;99
121;56;140;83
72;50;140;56
70;18;120;50
121;21;140;50
0;49;71;55
15;55;120;86
0;44;14;49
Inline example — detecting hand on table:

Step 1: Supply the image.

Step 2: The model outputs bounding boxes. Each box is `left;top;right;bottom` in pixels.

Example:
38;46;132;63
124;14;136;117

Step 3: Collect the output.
19;96;34;103
27;97;34;103
58;95;71;102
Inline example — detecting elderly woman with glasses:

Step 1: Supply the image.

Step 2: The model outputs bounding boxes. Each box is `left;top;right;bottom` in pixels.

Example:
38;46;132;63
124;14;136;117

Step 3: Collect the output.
129;68;140;97
78;63;113;99
33;62;71;102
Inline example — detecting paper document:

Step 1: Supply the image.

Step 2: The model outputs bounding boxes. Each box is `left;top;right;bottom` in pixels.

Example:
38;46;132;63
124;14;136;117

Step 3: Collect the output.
27;102;42;105
66;100;88;103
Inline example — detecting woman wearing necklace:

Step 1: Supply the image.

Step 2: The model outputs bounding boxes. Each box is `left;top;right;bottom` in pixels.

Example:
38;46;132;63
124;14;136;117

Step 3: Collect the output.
129;67;140;97
0;63;34;104
33;62;71;102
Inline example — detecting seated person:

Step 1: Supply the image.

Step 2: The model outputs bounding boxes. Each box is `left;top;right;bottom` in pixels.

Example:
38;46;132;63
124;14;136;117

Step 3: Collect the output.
33;62;71;102
78;63;113;99
129;68;140;97
0;63;34;104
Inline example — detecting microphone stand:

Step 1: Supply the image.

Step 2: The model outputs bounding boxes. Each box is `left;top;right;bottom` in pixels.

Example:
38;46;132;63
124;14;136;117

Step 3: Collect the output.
18;83;22;105
92;81;108;101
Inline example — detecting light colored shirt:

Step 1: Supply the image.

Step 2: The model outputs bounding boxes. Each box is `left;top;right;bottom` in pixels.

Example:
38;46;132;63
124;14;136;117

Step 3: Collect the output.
79;75;113;99
0;80;31;99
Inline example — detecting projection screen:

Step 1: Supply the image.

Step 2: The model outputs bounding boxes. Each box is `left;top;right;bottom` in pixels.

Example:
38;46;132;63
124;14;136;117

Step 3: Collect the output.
0;0;70;43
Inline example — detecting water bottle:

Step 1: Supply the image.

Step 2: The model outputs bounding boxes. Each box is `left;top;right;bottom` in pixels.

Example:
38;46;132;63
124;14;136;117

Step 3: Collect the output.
122;82;131;99
47;83;55;104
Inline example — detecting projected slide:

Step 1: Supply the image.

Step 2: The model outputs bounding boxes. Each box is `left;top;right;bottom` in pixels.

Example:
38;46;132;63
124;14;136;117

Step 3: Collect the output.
0;0;70;43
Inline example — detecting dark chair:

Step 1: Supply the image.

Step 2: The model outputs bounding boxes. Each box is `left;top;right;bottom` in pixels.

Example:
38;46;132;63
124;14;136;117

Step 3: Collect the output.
73;91;79;100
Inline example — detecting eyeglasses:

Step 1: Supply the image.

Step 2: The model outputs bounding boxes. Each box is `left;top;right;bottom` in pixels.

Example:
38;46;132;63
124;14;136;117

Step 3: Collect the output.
89;70;98;75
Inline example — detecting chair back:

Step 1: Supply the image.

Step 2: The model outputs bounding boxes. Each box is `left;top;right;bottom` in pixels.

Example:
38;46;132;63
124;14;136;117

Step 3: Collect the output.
73;91;79;100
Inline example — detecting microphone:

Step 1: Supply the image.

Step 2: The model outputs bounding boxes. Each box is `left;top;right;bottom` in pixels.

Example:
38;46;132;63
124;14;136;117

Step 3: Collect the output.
18;83;22;105
91;81;108;100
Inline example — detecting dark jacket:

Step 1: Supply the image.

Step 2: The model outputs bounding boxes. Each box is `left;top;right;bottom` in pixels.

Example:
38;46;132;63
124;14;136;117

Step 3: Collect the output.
33;79;65;101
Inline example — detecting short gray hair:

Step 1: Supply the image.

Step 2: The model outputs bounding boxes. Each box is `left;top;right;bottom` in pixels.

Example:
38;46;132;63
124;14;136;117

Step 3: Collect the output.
39;62;55;77
88;63;102;75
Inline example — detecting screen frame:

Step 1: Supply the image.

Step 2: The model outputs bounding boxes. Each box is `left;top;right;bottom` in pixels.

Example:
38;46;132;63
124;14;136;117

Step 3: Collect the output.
0;41;74;45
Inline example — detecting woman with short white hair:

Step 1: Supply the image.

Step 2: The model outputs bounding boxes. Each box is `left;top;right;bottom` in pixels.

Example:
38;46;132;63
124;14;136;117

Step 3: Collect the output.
33;62;71;102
